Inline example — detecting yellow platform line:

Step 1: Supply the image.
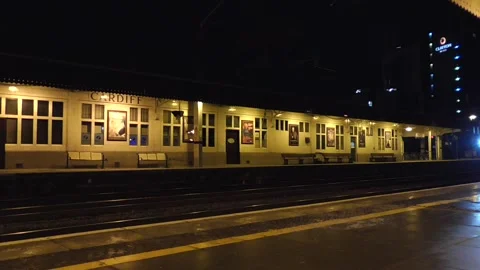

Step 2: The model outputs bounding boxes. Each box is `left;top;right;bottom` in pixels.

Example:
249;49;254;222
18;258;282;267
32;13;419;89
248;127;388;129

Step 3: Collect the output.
3;181;478;248
56;196;473;270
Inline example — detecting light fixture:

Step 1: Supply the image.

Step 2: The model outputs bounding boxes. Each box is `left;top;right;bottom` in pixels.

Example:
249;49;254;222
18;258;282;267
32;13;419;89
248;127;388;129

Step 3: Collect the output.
8;86;18;92
405;127;413;132
172;100;178;106
456;87;461;92
393;124;398;127
457;99;461;103
355;89;362;94
456;109;462;114
455;56;460;60
369;121;376;125
469;115;477;121
275;113;282;117
345;118;351;123
455;45;460;49
313;116;319;120
455;66;460;71
228;107;236;112
455;77;461;81
368;101;373;107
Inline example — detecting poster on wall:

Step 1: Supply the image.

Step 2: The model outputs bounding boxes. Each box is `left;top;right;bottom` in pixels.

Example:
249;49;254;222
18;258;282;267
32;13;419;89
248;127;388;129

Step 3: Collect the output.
327;127;335;147
241;120;254;144
359;129;366;148
385;131;392;148
289;124;299;146
107;110;127;141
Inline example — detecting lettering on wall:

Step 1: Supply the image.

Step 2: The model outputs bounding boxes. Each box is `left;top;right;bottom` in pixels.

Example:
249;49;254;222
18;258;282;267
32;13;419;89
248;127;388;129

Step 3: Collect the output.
90;92;142;105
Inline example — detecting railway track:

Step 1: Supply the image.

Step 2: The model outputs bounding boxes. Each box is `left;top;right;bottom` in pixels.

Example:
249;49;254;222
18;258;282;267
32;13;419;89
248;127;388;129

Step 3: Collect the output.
0;171;477;242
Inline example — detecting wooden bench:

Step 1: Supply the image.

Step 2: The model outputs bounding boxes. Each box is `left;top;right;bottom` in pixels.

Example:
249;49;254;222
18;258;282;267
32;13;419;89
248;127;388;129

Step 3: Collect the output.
370;153;397;162
138;153;168;168
67;152;105;168
316;152;352;163
281;153;318;165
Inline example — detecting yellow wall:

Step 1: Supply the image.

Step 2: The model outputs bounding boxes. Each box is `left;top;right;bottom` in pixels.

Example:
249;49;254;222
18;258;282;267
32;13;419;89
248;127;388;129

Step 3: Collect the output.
0;84;448;168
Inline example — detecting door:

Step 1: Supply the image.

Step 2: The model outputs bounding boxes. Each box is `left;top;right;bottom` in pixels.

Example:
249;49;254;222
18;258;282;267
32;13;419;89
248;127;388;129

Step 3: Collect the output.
226;129;240;164
350;136;357;162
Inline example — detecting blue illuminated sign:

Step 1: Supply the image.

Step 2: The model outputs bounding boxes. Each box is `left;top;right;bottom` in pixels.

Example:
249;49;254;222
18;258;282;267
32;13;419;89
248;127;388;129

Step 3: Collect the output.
435;37;452;53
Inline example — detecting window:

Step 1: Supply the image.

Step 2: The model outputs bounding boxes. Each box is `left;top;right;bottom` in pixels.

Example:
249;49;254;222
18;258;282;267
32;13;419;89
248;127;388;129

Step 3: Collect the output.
38;101;49;116
37;119;48;144
22;100;34;116
81;103;104;146
202;113;216;147
163;110;181;146
6;99;18;115
316;123;326;150
299;122;310;133
21;119;33;144
350;126;358;136
2;98;64;145
392;129;399;151
6;119;17;144
335;125;345;150
366;127;374;136
130;107;149;146
275;119;289;131
226;115;240;128
95;105;104;120
254;117;267;148
377;128;385;151
52;101;64;117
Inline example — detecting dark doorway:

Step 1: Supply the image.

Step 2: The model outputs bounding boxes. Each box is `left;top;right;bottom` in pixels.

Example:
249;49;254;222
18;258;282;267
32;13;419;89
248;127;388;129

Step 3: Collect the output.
226;129;240;164
350;136;357;162
0;118;5;169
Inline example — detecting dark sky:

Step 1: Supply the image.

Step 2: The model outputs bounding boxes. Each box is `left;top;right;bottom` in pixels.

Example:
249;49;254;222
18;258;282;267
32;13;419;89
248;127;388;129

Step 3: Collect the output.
0;1;478;99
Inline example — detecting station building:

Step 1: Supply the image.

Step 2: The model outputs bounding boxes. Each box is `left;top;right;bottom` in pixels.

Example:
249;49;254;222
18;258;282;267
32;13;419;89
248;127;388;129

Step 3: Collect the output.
0;83;453;169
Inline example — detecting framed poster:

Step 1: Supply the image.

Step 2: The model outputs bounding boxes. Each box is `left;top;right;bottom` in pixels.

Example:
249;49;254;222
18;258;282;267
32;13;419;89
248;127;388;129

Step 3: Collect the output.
327;127;335;147
241;120;254;144
107;110;127;141
289;124;299;146
385;131;392;148
359;129;366;148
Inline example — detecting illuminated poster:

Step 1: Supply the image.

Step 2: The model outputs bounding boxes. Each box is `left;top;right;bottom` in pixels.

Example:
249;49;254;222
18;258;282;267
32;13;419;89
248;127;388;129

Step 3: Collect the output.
289;124;299;146
241;120;254;144
359;129;366;148
385;131;392;148
327;127;335;147
107;110;127;141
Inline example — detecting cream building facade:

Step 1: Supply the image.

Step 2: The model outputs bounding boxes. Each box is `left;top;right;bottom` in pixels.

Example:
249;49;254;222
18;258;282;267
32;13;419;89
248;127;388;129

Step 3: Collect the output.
0;84;450;169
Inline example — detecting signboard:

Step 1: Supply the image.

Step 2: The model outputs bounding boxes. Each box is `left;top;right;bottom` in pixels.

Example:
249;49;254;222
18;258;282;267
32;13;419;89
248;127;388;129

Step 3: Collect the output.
435;37;452;53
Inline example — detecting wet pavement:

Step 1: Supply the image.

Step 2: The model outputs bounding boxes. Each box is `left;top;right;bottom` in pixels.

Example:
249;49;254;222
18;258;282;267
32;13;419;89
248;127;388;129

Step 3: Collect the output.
1;183;480;270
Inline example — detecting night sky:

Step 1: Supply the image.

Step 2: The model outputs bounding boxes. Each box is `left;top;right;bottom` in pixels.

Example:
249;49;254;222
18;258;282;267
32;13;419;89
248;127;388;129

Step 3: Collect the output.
0;1;478;118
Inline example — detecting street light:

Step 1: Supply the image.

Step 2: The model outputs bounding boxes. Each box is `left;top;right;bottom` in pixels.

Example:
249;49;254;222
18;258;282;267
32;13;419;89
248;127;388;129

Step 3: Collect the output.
469;114;477;121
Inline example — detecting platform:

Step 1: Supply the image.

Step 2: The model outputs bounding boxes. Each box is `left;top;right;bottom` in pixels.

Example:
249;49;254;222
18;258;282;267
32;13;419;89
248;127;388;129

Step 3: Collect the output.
1;182;480;270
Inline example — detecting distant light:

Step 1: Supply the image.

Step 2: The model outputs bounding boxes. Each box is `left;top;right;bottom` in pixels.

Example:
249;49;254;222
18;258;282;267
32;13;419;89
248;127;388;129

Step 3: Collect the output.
457;99;461;103
228;107;236;112
430;74;434;78
396;46;402;49
455;66;461;71
386;88;397;92
431;94;435;98
405;127;413;132
457;110;462;114
477;138;480;148
355;89;362;94
469;115;477;121
455;77;461;81
429;32;433;38
431;84;434;89
429;43;433;47
455;55;460;60
455;45;460;49
430;63;433;68
456;87;462;92
368;101;373;107
8;86;18;92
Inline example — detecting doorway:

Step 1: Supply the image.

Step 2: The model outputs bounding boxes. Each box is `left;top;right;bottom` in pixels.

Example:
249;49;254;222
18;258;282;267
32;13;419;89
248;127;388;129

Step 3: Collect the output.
350;136;357;162
226;129;240;164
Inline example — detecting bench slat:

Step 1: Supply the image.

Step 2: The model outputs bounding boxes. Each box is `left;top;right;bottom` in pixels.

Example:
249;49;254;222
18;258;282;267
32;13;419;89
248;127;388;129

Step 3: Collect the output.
79;152;91;160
